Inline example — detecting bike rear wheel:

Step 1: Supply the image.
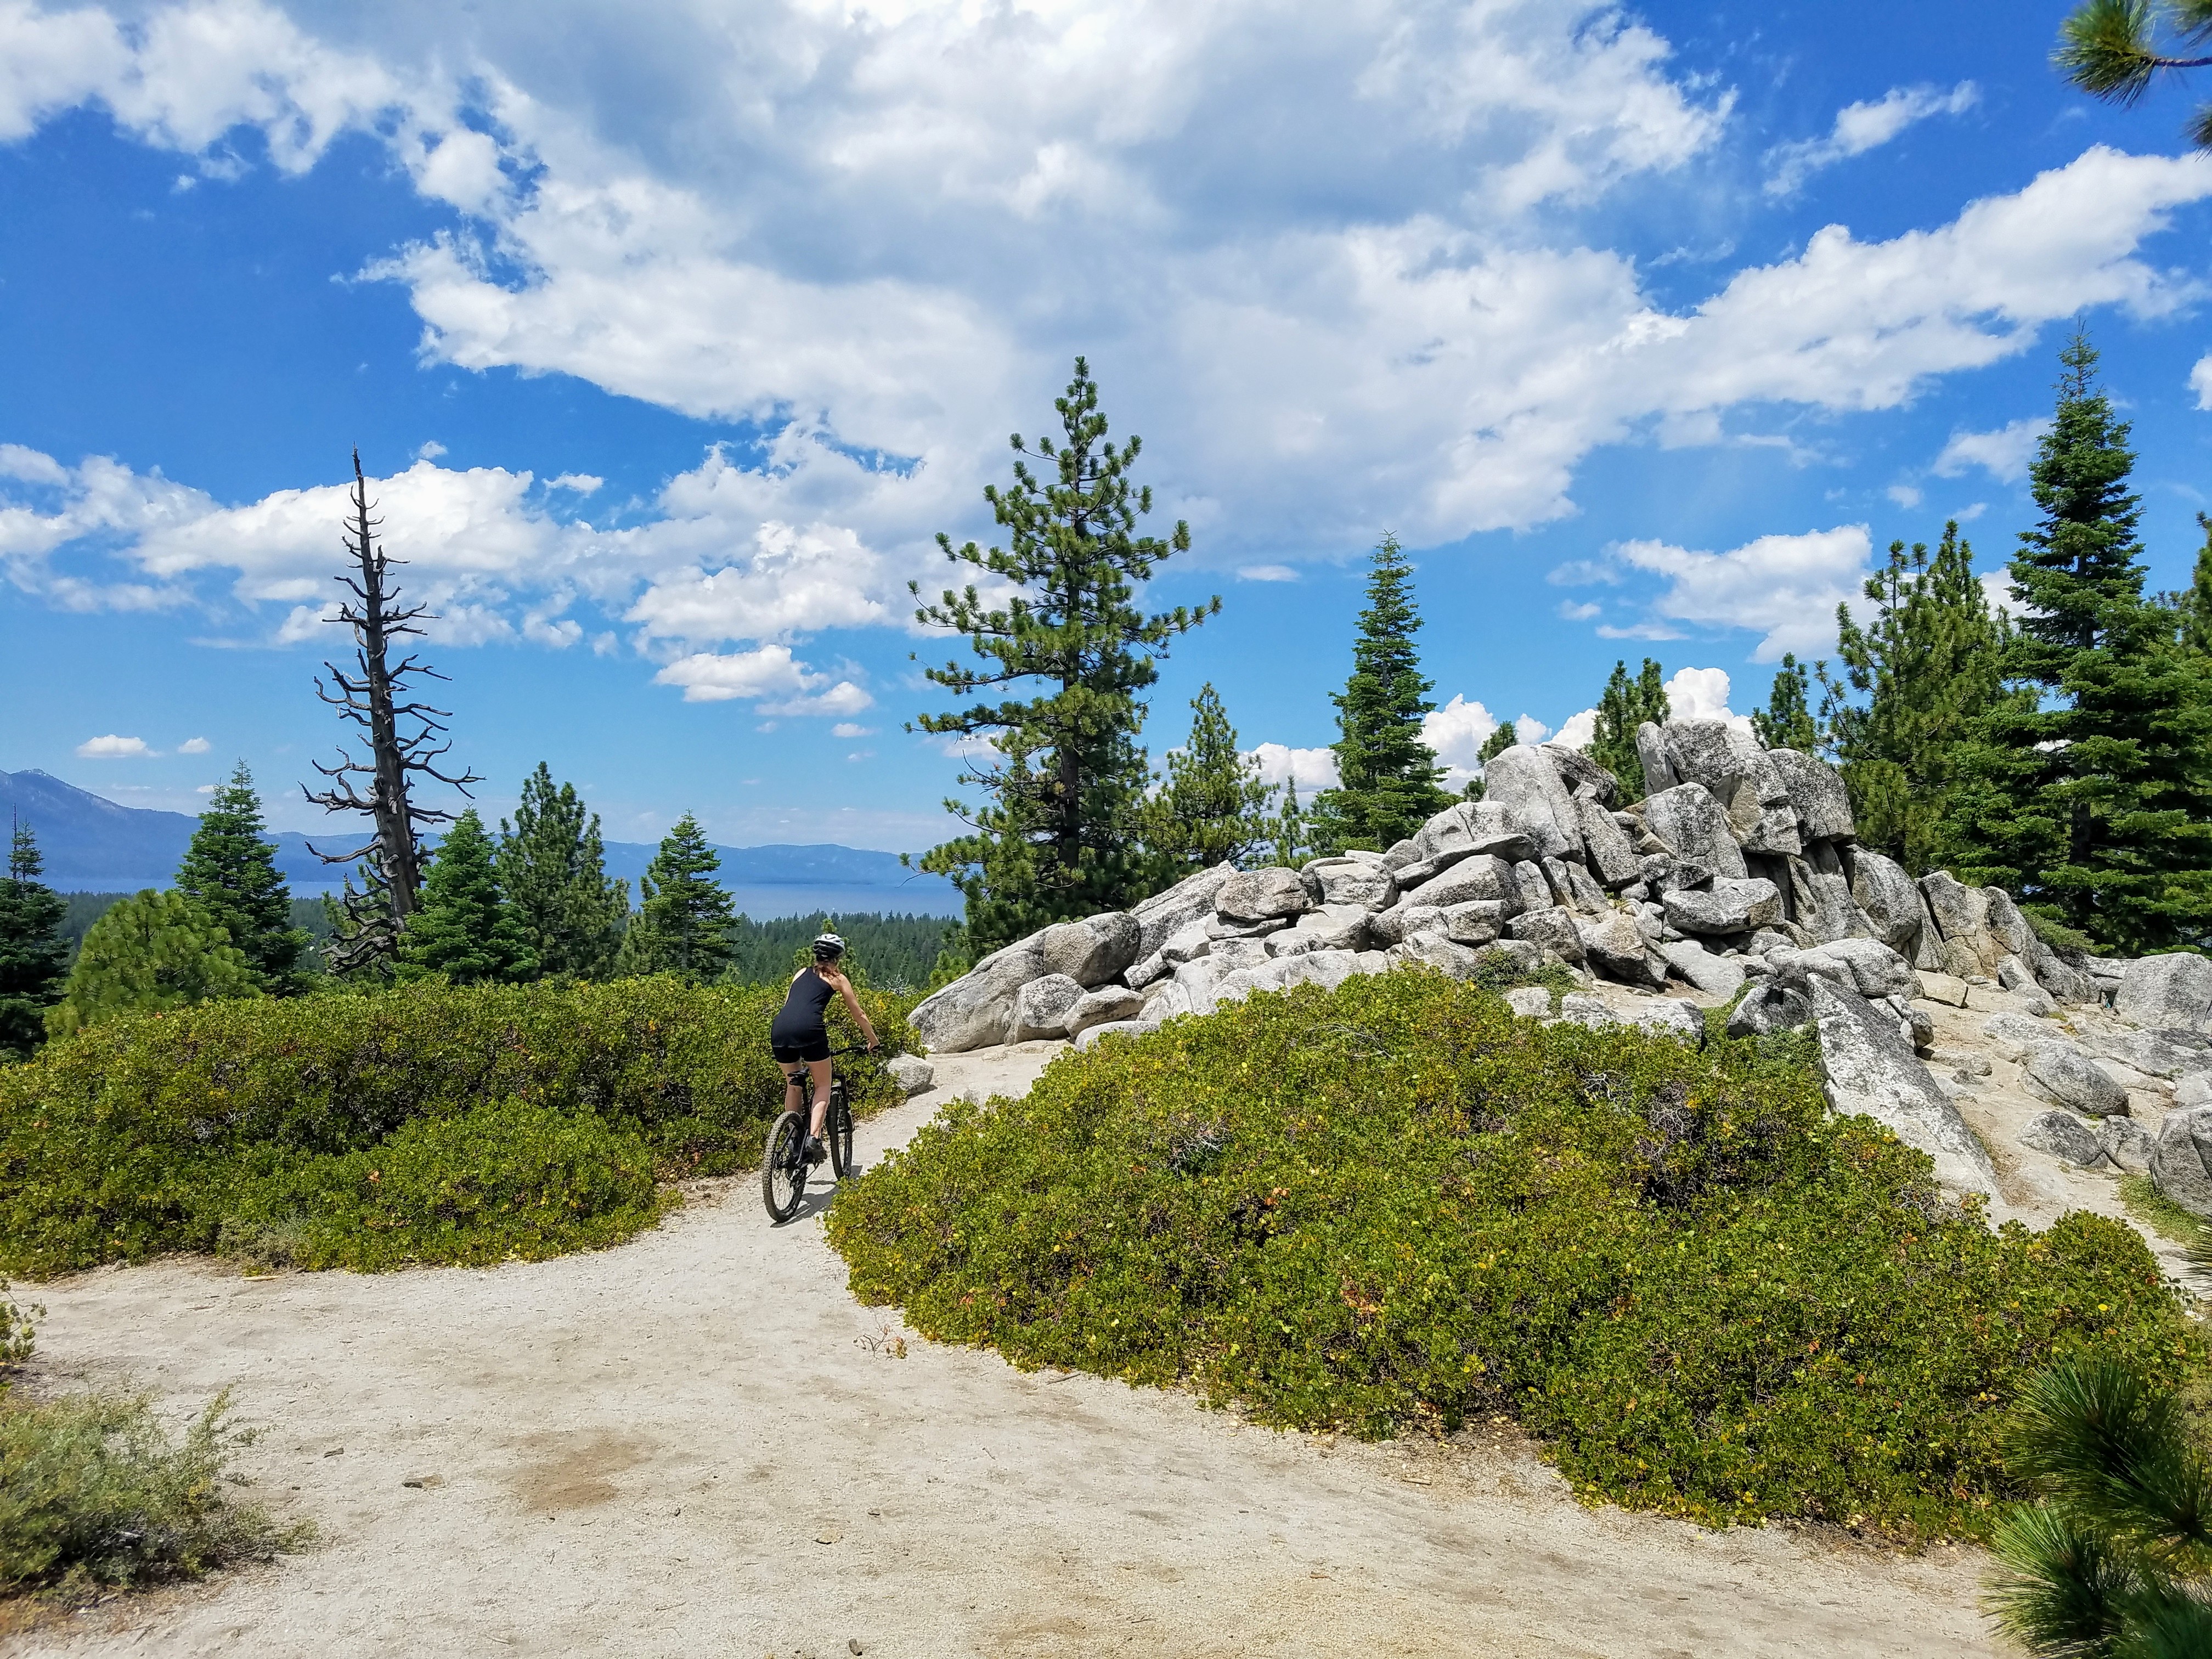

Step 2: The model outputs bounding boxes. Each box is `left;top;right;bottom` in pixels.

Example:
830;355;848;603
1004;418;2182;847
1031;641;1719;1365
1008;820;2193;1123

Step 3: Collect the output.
761;1109;808;1222
827;1085;856;1180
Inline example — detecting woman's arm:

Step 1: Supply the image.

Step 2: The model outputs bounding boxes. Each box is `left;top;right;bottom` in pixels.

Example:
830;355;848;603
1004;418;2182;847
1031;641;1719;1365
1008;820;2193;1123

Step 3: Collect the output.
833;972;877;1048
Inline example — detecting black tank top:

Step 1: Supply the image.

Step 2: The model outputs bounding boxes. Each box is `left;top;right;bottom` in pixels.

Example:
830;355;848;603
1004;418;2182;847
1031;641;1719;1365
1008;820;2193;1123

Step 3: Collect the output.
770;967;837;1043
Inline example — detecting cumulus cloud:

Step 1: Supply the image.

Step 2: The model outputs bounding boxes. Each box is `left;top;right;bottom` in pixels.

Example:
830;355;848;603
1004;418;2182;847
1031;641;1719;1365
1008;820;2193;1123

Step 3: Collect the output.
651;645;870;714
0;2;2199;573
2192;354;2212;410
1422;693;1502;788
1245;742;1338;793
1662;666;1750;730
1933;418;2051;482
1560;526;1874;660
76;733;155;758
831;723;876;739
1764;82;1978;198
177;736;210;753
1550;708;1599;749
1236;565;1300;582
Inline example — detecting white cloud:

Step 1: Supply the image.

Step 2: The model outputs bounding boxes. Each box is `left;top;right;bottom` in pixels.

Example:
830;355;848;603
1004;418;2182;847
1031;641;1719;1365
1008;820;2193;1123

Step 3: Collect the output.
1;3;2195;571
1556;600;1601;621
1663;666;1750;729
831;723;876;738
1245;742;1338;793
1236;565;1300;582
1551;707;1599;750
651;644;871;715
177;736;210;753
1569;526;1874;660
1765;82;1978;198
2192;353;2212;410
1515;714;1553;744
1421;693;1500;788
76;733;155;758
1933;418;2051;483
1887;483;1923;509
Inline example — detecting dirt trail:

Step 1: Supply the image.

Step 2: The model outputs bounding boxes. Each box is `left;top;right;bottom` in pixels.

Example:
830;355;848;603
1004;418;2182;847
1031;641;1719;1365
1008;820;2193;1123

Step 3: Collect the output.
8;1041;1999;1659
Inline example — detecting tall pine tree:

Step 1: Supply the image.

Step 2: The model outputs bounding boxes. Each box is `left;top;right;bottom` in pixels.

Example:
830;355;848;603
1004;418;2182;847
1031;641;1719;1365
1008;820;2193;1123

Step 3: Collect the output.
1943;333;2212;950
1585;658;1669;799
912;359;1217;951
497;763;628;980
394;809;539;985
617;813;735;980
1142;684;1278;872
47;889;261;1038
176;761;306;991
0;820;69;1061
1817;523;2007;874
1752;653;1821;753
1309;537;1450;852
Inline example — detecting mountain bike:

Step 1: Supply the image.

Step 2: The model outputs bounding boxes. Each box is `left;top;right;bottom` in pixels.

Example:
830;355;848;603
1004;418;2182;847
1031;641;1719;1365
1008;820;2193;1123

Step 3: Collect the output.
760;1045;866;1223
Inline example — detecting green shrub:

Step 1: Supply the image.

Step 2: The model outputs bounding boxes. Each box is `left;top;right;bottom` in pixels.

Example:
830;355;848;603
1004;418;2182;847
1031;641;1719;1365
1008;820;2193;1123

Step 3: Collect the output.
46;889;261;1040
0;1390;304;1603
216;1099;669;1271
827;969;2201;1539
0;974;915;1274
0;1283;33;1378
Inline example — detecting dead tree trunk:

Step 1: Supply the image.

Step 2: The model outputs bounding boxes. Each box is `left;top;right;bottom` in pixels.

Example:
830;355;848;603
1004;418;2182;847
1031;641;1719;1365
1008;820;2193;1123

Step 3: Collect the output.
304;450;481;972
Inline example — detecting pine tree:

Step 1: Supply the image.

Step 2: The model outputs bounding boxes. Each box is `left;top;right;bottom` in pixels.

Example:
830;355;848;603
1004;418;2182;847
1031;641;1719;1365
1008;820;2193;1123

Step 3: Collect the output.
1585;658;1669;799
2172;512;2212;659
1943;333;2212;951
1752;654;1821;752
394;809;539;985
1309;537;1451;852
1459;721;1519;804
911;359;1217;952
0;820;69;1060
496;763;628;980
175;761;306;991
1142;684;1278;872
1820;524;2008;874
46;890;260;1038
616;814;735;980
2057;0;2212;150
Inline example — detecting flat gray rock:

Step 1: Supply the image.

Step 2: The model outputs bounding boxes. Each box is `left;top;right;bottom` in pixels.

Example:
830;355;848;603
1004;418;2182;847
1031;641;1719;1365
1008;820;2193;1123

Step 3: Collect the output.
1623;998;1705;1045
1810;977;1999;1197
1386;932;1485;979
1011;973;1087;1041
1400;853;1519;911
1215;866;1313;925
2022;1041;2130;1118
1661;939;1747;1000
1727;981;1812;1037
2118;953;2212;1035
910;939;1047;1053
1577;910;1664;988
1508;904;1585;966
1305;859;1397;911
1035;912;1141;987
2151;1106;2212;1220
1064;984;1146;1039
2103;1115;2155;1173
1661;876;1781;936
1574;793;1642;888
2019;1110;2108;1167
1131;864;1237;961
885;1054;935;1096
1640;782;1748;879
1773;938;1917;1002
1768;748;1855;842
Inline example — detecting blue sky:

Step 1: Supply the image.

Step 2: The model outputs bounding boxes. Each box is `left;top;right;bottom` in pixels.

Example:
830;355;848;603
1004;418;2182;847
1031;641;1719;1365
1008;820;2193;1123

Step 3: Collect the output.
4;0;2212;856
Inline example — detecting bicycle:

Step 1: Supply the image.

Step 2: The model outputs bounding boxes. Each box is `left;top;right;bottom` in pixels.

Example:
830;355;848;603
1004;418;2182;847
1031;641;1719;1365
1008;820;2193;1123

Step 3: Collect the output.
760;1045;867;1223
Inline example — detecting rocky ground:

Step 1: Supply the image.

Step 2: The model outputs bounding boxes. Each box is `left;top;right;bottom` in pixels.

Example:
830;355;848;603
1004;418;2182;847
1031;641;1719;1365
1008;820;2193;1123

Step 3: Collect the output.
5;1040;2005;1659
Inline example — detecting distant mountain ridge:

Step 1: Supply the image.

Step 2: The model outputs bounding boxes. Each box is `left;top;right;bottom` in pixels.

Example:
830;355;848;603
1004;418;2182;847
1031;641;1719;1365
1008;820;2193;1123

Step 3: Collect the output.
0;769;960;917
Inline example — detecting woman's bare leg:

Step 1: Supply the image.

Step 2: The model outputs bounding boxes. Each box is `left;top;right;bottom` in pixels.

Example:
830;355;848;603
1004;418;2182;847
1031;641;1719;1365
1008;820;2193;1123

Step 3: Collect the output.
806;1058;832;1136
782;1064;805;1117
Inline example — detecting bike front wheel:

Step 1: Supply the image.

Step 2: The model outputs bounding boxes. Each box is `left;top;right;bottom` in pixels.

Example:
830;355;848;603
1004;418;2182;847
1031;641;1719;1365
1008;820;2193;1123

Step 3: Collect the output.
761;1109;808;1222
827;1086;856;1181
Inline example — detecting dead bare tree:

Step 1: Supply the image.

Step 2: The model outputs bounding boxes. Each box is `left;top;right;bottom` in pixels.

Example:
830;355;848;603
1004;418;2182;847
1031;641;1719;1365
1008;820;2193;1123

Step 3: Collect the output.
304;450;481;972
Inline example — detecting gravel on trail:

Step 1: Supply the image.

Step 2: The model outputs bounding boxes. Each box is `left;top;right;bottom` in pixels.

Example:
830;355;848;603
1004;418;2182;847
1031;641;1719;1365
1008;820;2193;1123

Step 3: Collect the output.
5;1041;1998;1659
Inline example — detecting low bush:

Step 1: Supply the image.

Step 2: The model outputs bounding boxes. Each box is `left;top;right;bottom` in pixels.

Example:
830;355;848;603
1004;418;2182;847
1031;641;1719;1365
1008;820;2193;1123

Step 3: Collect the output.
828;969;2202;1539
0;1390;304;1604
0;1284;33;1376
0;974;915;1275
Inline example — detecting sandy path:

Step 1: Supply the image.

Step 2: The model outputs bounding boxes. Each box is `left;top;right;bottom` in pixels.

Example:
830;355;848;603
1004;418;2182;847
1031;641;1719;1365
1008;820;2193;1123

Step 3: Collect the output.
7;1041;2000;1659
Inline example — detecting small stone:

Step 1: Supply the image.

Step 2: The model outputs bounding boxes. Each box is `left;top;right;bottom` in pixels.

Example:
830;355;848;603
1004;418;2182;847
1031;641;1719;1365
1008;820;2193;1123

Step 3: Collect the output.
2018;1110;2108;1167
2103;1115;2156;1173
1726;981;1813;1038
1503;986;1552;1019
2022;1041;2131;1119
1916;972;1970;1008
402;1474;445;1489
885;1054;935;1096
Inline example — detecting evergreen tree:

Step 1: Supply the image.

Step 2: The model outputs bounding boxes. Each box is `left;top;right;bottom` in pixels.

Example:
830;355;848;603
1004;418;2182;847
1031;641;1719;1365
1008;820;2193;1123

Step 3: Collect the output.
394;810;538;985
175;761;306;991
616;813;735;980
1459;722;1519;803
1943;334;2212;951
1585;658;1669;799
1819;524;2008;874
912;359;1217;952
1752;653;1821;752
496;763;628;980
1142;684;1278;871
1309;537;1451;851
46;889;260;1038
2058;0;2212;150
0;820;69;1061
1268;774;1310;867
2171;512;2212;659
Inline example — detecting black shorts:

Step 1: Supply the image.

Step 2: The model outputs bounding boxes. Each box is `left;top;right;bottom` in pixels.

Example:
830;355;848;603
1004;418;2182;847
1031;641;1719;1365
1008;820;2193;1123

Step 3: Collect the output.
771;1031;831;1064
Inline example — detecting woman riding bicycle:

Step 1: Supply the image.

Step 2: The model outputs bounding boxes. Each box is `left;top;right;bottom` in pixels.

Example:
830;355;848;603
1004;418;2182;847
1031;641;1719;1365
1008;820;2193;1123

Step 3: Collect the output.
770;932;877;1166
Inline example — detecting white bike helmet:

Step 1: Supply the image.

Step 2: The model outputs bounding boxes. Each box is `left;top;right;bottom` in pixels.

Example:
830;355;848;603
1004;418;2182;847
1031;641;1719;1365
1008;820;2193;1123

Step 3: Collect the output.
812;932;847;960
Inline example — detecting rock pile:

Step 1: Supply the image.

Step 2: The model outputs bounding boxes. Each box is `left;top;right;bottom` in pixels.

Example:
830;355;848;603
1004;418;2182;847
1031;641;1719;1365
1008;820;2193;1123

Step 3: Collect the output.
908;718;2212;1213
